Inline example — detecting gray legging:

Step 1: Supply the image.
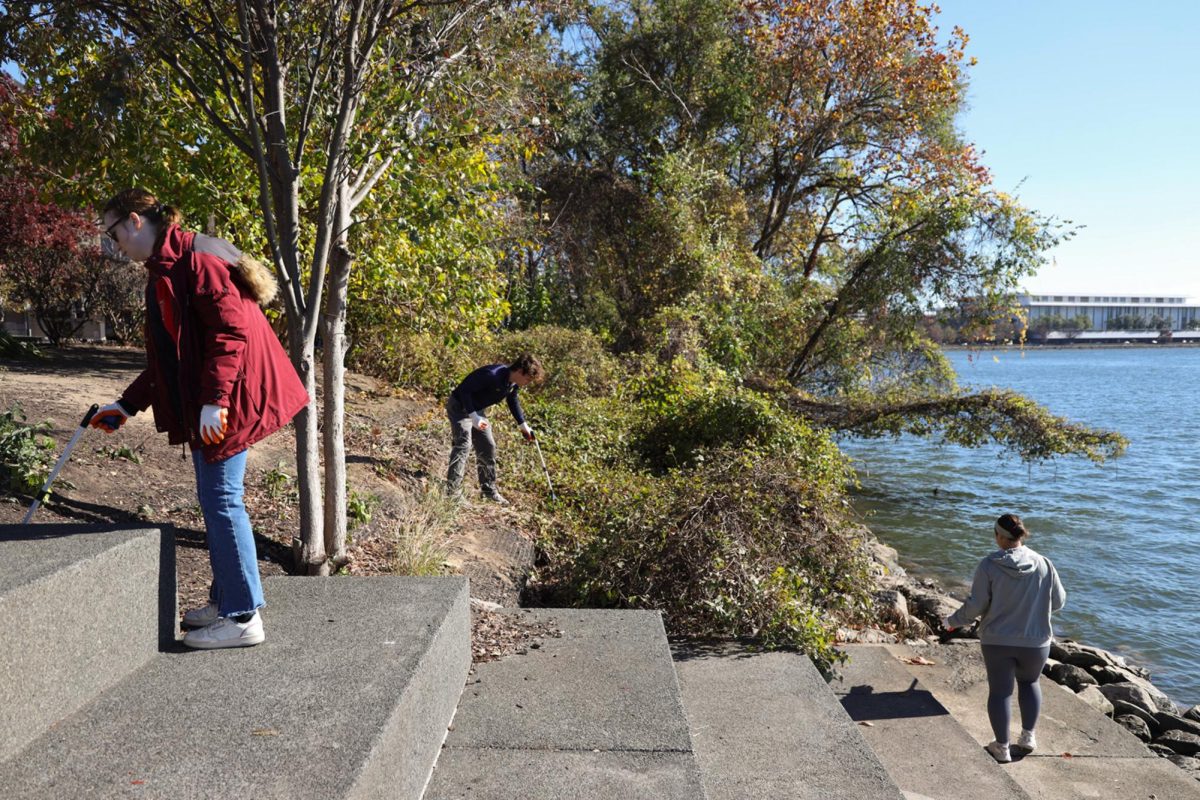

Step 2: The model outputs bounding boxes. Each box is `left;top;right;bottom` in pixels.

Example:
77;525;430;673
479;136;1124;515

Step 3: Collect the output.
981;644;1051;743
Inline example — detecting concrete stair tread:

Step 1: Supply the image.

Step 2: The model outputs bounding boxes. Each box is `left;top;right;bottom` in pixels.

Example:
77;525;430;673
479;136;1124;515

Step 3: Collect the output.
424;609;706;799
673;643;906;800
0;575;470;800
0;525;174;763
888;641;1200;800
834;644;1032;800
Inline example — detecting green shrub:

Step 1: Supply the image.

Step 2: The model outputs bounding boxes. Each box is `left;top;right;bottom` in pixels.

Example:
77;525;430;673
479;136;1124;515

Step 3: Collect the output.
261;462;297;501
347;489;379;530
0;329;41;359
515;363;872;673
98;443;141;464
0;405;55;496
636;384;791;471
349;331;479;395
491;325;619;400
532;451;873;673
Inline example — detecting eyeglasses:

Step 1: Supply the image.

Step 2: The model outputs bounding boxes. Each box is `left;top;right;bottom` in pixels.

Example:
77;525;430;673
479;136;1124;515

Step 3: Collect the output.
103;216;126;242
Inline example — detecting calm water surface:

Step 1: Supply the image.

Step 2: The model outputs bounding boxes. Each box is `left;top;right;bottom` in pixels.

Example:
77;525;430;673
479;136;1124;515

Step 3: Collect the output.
843;347;1200;704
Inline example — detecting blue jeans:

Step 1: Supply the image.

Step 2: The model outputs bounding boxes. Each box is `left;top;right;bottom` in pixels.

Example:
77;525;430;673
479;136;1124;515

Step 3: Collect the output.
192;450;264;617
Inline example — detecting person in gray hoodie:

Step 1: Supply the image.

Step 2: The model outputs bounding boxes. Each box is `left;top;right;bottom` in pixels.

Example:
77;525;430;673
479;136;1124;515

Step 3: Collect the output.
943;513;1066;763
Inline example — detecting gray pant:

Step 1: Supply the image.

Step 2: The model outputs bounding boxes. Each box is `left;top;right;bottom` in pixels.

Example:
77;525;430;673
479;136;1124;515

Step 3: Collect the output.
981;643;1050;743
445;397;499;498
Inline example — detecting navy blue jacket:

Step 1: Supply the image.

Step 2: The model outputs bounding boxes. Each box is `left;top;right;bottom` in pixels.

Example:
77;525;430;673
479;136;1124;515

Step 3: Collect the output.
449;364;526;424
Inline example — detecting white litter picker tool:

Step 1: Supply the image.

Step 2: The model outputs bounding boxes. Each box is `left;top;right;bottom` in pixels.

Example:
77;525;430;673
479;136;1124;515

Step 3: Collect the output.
532;435;557;502
22;404;99;524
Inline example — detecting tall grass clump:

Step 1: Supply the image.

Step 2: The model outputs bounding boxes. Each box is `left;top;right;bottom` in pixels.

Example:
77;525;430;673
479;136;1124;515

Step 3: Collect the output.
388;487;458;576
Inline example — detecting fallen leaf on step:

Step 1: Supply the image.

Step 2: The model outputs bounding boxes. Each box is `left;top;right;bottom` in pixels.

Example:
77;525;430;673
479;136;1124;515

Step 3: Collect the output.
899;656;936;666
858;721;875;727
1060;752;1073;758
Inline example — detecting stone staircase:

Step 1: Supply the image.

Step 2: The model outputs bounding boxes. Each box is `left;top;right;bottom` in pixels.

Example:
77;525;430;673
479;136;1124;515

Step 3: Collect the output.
4;523;1198;799
0;524;470;799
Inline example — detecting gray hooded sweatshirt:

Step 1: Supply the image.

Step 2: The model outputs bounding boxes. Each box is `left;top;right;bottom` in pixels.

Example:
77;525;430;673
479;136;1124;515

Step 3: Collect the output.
947;545;1066;648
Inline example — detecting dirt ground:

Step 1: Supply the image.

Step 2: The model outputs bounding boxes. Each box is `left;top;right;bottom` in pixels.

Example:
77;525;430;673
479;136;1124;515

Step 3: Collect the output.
0;345;545;658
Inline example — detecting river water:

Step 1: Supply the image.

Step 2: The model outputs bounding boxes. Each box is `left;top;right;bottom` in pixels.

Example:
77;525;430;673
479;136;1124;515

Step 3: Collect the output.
843;347;1200;705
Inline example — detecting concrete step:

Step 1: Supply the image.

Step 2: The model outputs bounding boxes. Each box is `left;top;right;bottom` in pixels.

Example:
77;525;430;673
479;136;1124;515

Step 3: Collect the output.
888;641;1200;800
424;609;706;800
673;643;906;800
833;644;1032;800
0;575;470;800
0;524;175;763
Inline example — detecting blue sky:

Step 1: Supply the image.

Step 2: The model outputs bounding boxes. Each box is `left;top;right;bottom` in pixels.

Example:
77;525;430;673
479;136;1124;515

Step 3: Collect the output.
937;1;1200;299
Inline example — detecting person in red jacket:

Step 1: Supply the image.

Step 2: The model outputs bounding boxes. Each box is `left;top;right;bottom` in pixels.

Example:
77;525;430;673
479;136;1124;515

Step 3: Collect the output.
94;188;308;649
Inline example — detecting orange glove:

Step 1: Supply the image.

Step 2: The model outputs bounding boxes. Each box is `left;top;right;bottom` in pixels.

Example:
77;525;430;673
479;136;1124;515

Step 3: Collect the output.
199;405;229;445
91;401;130;433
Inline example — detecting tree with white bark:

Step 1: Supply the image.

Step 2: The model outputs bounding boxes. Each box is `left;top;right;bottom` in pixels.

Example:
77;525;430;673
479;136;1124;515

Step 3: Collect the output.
3;0;525;572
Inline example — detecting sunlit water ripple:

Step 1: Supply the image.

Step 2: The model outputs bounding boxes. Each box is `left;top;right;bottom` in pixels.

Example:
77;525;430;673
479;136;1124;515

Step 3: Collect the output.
842;347;1200;705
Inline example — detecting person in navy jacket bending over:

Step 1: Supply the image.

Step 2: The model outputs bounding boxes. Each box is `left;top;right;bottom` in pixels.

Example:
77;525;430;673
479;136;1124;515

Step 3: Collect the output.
445;354;543;504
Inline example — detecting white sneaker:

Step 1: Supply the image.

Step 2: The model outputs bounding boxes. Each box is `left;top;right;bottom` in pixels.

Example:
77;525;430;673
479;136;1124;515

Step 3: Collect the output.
483;492;510;506
183;613;265;649
985;740;1012;763
181;603;219;628
1016;729;1036;752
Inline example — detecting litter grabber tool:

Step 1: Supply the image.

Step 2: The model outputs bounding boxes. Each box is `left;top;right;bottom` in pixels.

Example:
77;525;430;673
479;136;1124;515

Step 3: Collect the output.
22;404;99;524
532;435;557;502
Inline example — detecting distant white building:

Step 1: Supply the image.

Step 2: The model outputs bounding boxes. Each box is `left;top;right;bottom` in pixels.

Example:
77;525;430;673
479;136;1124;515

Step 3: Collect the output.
1017;293;1200;340
0;304;107;342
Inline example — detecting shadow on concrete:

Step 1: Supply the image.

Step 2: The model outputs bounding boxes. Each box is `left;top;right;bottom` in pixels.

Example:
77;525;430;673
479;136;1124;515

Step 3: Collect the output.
669;638;782;662
0;521;138;541
839;680;952;722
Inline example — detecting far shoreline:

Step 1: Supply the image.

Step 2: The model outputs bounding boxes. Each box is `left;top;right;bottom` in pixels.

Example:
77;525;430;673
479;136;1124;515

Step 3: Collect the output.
943;341;1200;351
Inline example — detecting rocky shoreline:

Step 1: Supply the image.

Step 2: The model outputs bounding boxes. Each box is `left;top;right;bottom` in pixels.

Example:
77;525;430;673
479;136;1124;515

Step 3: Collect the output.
846;538;1200;782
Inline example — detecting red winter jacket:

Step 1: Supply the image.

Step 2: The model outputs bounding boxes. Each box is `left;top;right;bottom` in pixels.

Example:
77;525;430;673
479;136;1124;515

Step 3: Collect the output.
119;225;309;462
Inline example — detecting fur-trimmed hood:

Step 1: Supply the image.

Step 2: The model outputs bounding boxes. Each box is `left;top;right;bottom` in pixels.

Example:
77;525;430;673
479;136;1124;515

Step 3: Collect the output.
192;233;278;306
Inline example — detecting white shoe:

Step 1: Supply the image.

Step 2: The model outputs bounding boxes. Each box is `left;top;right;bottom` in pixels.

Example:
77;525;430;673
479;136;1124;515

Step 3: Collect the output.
985;740;1012;763
181;603;219;628
483;492;510;506
1016;729;1036;752
183;613;265;649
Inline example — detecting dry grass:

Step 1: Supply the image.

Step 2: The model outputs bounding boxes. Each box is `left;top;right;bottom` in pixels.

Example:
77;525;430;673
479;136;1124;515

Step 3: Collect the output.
386;486;458;576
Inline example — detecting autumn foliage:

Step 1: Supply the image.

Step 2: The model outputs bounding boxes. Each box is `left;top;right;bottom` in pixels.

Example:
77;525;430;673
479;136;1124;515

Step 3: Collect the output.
0;76;108;345
738;0;988;258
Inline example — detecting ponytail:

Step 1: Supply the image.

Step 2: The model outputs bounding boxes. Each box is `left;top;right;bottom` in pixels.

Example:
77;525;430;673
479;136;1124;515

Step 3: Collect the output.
995;513;1029;543
103;188;182;227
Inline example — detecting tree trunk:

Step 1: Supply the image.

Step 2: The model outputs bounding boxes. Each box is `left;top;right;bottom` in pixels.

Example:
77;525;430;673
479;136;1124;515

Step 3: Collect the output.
321;236;353;571
289;318;328;575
